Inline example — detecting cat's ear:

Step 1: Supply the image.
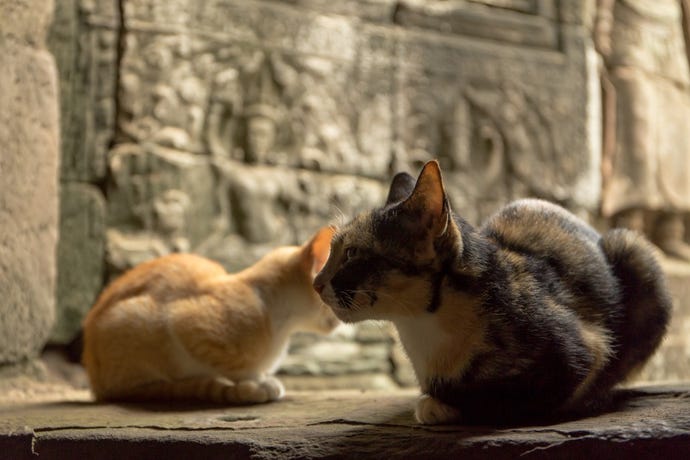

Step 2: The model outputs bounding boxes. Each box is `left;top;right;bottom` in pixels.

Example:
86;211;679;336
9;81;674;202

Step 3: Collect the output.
401;160;450;237
385;172;416;207
302;225;336;276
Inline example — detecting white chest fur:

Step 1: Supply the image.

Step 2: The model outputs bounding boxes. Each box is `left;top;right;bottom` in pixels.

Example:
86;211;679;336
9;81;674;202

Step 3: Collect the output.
392;314;446;391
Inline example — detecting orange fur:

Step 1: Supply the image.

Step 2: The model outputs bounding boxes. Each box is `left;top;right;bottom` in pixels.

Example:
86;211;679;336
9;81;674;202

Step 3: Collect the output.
82;227;339;403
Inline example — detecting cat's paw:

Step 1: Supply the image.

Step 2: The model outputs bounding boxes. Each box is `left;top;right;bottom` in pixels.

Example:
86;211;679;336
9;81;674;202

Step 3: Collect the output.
415;394;462;425
233;377;285;404
235;380;270;404
261;376;285;401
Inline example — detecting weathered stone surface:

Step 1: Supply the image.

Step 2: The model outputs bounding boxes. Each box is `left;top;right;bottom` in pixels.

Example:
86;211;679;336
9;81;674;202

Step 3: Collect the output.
635;260;690;383
281;373;399;391
281;326;392;377
395;1;600;224
48;0;118;182
0;380;689;459
595;0;690;262
0;0;60;364
0;0;55;45
105;144;216;272
285;0;397;21
52;184;106;344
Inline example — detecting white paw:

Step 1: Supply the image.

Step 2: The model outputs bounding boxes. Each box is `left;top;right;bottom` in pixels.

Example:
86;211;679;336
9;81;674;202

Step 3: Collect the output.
261;376;285;401
236;380;269;404
415;394;462;425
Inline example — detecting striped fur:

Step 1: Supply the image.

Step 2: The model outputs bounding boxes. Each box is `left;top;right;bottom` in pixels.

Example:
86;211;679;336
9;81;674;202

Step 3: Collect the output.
314;161;671;425
82;227;339;403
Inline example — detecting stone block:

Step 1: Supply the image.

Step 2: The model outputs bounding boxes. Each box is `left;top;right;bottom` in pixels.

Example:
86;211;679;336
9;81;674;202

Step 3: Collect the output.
105;144;216;273
298;0;397;21
0;0;54;45
634;262;690;383
52;184;106;344
394;0;600;223
280;324;393;377
0;0;60;364
119;0;395;179
1;384;689;459
48;0;119;182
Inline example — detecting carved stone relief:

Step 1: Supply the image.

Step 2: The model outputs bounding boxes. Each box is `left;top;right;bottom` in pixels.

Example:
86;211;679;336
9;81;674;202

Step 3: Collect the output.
117;17;394;177
104;0;398;275
596;0;690;261
396;15;597;223
105;144;215;274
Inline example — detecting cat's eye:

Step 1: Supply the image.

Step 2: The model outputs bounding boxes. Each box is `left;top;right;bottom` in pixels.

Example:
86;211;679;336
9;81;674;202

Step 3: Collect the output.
344;247;360;261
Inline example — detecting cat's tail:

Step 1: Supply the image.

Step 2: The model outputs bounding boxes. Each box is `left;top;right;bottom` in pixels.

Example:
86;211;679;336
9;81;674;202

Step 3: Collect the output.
96;376;285;405
596;228;672;390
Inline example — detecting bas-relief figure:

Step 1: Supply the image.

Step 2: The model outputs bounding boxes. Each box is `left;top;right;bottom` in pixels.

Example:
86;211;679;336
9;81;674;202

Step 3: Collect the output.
105;188;192;274
109;25;393;273
105;145;198;274
596;0;690;260
400;79;566;225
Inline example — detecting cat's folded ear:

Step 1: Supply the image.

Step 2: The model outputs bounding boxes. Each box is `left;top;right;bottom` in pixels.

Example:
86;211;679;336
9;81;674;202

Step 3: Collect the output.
302;226;336;276
401;160;450;237
385;172;416;207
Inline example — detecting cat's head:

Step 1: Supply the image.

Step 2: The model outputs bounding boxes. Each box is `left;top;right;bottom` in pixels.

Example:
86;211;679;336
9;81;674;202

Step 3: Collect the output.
250;226;341;334
296;225;343;334
313;160;461;322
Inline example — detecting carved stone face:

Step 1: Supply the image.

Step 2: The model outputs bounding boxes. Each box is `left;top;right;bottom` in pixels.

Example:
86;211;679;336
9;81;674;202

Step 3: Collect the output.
153;190;189;234
246;116;276;164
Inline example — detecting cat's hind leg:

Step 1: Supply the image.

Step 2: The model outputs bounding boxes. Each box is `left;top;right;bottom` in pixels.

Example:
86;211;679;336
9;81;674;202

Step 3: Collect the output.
415;394;462;425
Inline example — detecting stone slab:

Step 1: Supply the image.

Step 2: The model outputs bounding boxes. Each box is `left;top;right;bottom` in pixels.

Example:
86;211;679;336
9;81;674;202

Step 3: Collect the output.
48;0;119;182
0;0;60;364
0;382;688;460
52;184;106;344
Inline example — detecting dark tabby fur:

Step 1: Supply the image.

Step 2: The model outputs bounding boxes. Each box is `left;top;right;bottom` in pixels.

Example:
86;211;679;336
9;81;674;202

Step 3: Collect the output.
314;160;671;425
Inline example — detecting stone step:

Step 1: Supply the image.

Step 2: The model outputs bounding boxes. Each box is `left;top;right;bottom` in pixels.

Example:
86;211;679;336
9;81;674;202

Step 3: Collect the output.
1;382;689;459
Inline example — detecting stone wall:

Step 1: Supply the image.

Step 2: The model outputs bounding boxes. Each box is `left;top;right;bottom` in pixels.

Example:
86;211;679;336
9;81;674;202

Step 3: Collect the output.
0;0;60;366
47;0;639;387
47;0;115;344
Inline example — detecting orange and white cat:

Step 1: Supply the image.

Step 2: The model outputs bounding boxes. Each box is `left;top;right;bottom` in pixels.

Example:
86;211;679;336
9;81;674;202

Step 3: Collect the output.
82;226;339;404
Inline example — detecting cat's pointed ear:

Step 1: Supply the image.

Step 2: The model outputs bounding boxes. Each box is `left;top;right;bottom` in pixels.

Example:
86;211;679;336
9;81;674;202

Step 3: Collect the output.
402;160;450;237
302;225;336;276
385;172;416;207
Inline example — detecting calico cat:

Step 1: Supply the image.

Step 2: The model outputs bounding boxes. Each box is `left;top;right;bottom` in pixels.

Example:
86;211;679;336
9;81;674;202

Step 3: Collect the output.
82;226;340;404
314;161;671;425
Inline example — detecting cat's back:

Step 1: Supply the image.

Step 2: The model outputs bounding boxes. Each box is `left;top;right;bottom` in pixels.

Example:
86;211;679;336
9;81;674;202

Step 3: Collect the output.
85;253;228;323
480;198;602;262
82;253;235;398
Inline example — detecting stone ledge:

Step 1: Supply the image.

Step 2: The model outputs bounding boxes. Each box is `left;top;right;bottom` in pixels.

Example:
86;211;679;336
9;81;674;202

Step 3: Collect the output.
1;383;689;460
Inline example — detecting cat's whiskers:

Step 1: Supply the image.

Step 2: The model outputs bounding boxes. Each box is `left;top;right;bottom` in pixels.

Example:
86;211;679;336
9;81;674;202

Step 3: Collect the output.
347;288;418;316
360;289;418;315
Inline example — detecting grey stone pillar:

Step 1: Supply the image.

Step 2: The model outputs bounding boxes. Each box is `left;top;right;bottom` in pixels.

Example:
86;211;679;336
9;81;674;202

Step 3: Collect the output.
0;0;60;365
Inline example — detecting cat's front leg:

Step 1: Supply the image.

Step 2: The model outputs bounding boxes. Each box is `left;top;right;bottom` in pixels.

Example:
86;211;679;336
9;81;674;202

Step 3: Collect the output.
415;394;462;425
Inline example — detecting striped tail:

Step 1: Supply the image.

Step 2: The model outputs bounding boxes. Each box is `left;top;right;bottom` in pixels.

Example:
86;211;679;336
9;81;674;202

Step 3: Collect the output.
596;228;672;391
